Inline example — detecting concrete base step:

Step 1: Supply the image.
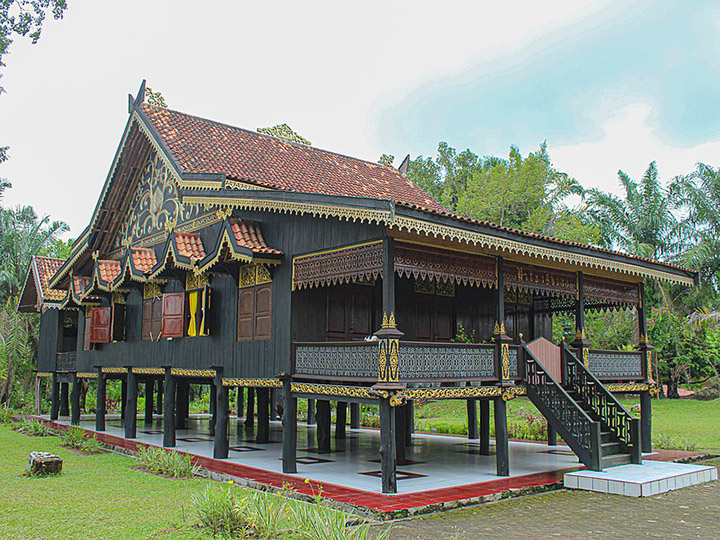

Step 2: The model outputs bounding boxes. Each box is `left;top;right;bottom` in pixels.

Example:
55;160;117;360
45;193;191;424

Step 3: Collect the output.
565;460;718;497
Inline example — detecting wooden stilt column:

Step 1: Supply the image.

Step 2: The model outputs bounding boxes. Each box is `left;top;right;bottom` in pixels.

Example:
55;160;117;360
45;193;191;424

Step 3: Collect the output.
547;423;557;446
95;368;106;431
175;380;187;430
307;399;316;424
316;399;331;453
335;401;347;440
571;271;591;374
70;374;81;425
479;399;491;455
494;256;514;386
349;402;360;429
213;370;229;459
244;387;255;428
144;379;155;425
34;376;42;415
210;383;217;436
394;404;407;465
256;387;270;443
60;382;69;417
237;387;244;418
120;379;127;424
125;368;138;439
494;396;509;476
156;380;163;415
281;375;297;473
640;390;652;453
407;401;415;435
467;399;478;440
379;396;397;494
163;368;176;447
50;374;60;420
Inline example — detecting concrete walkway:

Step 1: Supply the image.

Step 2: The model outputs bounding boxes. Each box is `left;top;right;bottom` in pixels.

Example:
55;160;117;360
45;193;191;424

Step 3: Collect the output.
388;458;720;539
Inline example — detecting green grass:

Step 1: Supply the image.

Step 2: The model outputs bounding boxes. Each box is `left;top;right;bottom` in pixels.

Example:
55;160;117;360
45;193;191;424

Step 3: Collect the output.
414;397;720;451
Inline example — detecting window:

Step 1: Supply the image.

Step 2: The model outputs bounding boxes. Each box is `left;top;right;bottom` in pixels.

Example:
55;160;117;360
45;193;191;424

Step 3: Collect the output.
162;292;185;338
89;307;111;344
238;264;272;341
186;286;210;337
83;311;92;350
142;297;163;340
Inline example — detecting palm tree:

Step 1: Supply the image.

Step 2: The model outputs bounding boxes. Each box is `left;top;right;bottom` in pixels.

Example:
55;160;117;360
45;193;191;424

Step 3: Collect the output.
586;162;682;261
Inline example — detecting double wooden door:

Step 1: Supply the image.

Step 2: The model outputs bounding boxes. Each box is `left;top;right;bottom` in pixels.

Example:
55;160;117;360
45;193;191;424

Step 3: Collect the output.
326;285;374;341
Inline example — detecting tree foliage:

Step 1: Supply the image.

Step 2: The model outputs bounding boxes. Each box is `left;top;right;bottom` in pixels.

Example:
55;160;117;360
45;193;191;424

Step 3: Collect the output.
257;124;311;145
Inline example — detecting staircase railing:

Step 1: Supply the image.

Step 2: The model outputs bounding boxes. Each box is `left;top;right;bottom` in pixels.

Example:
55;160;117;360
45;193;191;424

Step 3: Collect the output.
561;342;642;465
523;343;602;470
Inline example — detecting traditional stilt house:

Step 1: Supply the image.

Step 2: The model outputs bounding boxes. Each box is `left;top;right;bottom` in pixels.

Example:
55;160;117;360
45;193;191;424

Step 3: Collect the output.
23;82;697;493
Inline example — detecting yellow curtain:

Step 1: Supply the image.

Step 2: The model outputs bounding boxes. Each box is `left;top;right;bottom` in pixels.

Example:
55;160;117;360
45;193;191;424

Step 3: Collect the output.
188;291;198;337
199;286;206;336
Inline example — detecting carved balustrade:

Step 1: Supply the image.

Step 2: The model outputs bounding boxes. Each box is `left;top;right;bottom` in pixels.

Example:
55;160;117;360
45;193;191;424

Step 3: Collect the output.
585;349;644;381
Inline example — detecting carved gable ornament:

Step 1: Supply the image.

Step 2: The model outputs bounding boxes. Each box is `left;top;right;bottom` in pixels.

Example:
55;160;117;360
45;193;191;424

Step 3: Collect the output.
112;154;201;252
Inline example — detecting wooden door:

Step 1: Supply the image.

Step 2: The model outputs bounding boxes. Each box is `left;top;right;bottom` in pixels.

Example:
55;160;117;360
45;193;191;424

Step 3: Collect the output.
526;337;561;381
325;285;373;341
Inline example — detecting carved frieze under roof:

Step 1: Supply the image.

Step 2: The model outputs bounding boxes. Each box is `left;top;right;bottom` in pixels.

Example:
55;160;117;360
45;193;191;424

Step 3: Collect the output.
504;261;577;298
110;153;207;255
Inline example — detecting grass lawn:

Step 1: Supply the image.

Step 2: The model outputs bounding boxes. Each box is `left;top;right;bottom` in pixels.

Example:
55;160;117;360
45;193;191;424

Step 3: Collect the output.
414;396;720;451
0;426;208;539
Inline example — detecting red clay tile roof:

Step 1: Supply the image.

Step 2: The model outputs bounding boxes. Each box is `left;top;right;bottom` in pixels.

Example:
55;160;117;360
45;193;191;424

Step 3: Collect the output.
35;256;66;302
97;259;121;282
174;231;206;261
131;247;157;273
229;218;282;256
141;104;446;213
72;276;92;298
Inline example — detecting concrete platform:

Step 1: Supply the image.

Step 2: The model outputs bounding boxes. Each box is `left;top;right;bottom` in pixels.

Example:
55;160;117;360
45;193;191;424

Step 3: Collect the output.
564;460;718;497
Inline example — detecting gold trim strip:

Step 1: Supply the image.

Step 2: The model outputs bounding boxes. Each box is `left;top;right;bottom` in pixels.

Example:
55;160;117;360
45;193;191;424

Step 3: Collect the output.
400;387;503;400
605;383;650;393
393;217;695;286
171;369;216;378
133;368;165;375
102;367;128;374
76;372;98;379
290;383;376;399
222;378;282;388
36;372;53;378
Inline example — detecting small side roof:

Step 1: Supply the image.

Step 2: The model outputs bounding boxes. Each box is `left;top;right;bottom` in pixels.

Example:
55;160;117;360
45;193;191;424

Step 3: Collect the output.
18;256;67;312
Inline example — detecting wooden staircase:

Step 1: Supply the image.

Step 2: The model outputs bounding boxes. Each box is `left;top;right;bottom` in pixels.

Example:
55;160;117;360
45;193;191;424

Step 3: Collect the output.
524;340;641;471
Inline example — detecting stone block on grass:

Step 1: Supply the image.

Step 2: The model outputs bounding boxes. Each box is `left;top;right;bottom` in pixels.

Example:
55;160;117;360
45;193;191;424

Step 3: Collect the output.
28;452;63;475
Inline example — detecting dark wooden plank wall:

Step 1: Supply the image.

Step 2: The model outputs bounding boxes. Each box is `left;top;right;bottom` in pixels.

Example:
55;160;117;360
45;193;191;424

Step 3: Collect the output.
37;308;60;372
73;210;385;378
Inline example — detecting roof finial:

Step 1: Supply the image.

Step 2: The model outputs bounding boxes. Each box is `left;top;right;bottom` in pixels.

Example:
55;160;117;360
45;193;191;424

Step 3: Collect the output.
129;80;147;112
398;154;410;175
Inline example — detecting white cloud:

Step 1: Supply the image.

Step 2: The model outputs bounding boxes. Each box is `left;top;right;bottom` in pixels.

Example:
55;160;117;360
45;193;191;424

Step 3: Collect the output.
551;102;720;192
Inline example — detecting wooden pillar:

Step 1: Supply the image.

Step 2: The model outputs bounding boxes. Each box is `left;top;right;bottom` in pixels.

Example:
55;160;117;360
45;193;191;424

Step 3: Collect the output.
256;387;270;444
237;387;244;418
70;375;81;425
50;374;60;420
316;399;331;453
34;376;42;415
572;271;591;372
175;380;187;430
162;368;176;447
210;383;217;436
548;423;557;446
479;399;491;455
335;401;347;440
95;368;106;431
467;399;478;440
125;368;138;439
156;380;163;415
494;396;509;476
60;382;69;417
407;401;415;435
494;256;513;384
144;379;155;425
394;404;407;465
640;390;652;453
120;378;127;423
307;399;316;425
379;396;397;494
638;282;656;385
349;402;360;429
213;370;229;459
281;376;297;473
244;387;255;428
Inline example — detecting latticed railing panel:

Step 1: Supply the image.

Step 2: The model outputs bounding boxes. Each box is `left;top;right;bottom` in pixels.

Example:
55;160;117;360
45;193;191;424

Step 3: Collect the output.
588;350;643;379
294;343;377;379
56;352;76;372
399;343;496;379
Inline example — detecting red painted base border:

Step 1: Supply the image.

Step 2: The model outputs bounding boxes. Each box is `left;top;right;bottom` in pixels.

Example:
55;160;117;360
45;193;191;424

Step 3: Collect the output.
37;418;578;512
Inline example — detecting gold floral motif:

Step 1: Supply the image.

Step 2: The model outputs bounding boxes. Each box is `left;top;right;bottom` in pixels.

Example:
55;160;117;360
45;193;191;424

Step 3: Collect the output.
400;387;503;400
143;282;162;300
222;378;282;388
290;383;375;399
388;338;400;383
377;340;388;382
101;367;128;374
605;383;650;393
133;368;165;375
646;350;654;383
239;264;272;288
583;348;590;369
36;372;53;378
171;369;216;378
75;372;98;379
389;395;405;407
501;343;510;380
186;272;209;290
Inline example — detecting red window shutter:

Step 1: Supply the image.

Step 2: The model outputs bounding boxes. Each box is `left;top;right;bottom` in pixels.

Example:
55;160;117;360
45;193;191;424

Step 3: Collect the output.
254;284;272;340
90;307;112;344
238;288;255;341
83;314;92;350
162;293;185;338
142;299;153;340
151;298;163;339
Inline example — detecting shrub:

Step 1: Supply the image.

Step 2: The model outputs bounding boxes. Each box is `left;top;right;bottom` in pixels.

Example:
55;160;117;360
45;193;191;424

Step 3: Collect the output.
62;427;103;453
0;406;16;424
192;484;250;537
13;418;52;437
135;446;199;478
652;433;698;451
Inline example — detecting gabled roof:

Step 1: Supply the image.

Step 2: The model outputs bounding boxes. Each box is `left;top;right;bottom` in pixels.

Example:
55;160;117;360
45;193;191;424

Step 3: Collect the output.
229;218;282;256
18;256;67;312
141;104;447;213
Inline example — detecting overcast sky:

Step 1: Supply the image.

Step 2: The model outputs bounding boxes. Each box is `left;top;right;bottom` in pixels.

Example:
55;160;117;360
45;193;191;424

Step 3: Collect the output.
2;0;720;236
